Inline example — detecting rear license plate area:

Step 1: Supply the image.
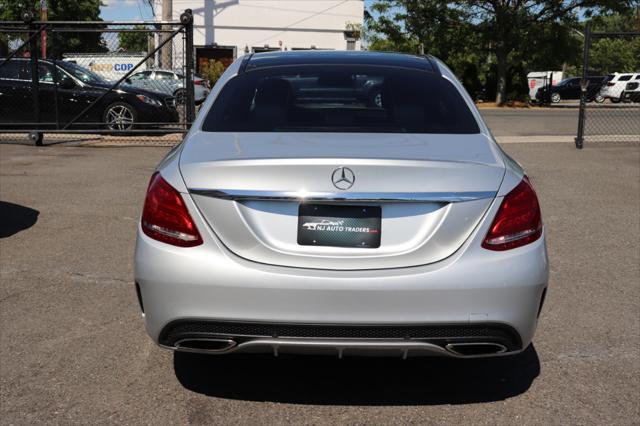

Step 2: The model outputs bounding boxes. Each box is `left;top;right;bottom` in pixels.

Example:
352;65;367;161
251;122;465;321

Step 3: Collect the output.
297;204;381;248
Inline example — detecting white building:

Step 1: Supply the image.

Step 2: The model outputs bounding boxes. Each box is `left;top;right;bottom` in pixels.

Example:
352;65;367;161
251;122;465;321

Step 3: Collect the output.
154;0;364;72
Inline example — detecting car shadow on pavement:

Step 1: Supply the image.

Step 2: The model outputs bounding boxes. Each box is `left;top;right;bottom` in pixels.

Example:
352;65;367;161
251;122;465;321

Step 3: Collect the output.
174;344;540;405
0;201;39;238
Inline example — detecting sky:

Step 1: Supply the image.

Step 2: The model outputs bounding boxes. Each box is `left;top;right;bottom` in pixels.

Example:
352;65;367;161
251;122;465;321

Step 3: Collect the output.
100;0;376;21
100;0;155;21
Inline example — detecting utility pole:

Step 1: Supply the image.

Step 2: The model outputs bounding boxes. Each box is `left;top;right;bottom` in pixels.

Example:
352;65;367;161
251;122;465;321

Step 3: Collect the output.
161;0;173;69
40;0;47;58
147;34;155;68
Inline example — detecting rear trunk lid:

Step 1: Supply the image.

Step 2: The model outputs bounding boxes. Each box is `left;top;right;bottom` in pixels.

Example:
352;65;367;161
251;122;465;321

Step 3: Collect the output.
180;132;505;270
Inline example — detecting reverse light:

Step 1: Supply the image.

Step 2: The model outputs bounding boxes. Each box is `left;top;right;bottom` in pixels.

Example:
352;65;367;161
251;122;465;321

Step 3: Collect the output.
141;173;203;247
482;176;542;251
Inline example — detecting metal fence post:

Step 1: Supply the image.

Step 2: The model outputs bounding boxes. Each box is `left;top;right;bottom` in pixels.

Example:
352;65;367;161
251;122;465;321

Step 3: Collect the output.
182;9;195;126
575;23;591;149
52;58;60;129
27;13;43;145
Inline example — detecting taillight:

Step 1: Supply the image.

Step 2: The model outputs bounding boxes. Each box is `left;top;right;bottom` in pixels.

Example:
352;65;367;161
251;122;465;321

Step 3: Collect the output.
141;172;203;247
194;79;204;86
607;82;615;86
482;176;542;251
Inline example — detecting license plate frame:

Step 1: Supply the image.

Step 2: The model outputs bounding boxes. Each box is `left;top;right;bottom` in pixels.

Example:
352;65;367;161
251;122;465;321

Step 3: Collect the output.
297;204;381;248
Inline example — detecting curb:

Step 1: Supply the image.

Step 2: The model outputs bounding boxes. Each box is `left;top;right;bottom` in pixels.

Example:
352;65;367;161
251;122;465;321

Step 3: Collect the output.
496;136;574;144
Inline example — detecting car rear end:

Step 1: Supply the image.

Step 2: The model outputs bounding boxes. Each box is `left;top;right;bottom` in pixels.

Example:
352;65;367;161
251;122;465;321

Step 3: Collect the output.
600;74;617;99
622;78;640;102
193;74;210;104
134;52;548;359
601;73;635;101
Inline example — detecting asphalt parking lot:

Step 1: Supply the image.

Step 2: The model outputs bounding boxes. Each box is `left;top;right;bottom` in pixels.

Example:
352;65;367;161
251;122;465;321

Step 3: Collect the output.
3;106;638;147
1;139;639;424
479;107;640;138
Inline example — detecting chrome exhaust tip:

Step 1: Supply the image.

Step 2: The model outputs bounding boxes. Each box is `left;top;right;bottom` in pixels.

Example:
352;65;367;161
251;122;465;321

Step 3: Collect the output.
174;338;236;353
445;342;507;357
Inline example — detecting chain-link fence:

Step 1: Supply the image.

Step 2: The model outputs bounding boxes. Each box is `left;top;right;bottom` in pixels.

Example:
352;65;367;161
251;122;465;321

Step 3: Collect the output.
0;10;198;146
575;27;640;148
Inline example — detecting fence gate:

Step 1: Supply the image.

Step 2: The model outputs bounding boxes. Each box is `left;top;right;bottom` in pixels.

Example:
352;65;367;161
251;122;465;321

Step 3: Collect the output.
575;26;640;148
0;10;196;146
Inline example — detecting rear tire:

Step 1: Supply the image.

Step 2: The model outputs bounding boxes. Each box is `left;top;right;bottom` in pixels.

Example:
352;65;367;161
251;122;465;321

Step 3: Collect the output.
551;93;561;103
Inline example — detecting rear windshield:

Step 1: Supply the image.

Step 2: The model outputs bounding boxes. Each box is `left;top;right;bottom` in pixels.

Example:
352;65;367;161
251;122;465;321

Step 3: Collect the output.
202;65;479;133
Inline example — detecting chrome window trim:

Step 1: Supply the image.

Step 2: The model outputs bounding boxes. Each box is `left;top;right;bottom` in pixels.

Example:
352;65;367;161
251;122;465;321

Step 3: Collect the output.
189;189;496;203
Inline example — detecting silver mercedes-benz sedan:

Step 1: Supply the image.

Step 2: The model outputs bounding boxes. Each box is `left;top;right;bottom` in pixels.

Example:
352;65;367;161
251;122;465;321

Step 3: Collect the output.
134;51;548;359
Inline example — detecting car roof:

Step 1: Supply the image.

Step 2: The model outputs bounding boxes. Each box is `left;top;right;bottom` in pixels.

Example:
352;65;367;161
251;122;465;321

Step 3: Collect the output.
1;58;74;65
241;50;439;74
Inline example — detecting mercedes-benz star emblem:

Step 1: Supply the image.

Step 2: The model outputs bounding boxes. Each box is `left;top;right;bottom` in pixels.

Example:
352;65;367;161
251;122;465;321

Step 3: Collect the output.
331;167;355;190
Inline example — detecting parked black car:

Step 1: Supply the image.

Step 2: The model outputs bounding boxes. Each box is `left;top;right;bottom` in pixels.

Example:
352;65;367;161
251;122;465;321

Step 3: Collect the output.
535;76;607;104
0;58;179;130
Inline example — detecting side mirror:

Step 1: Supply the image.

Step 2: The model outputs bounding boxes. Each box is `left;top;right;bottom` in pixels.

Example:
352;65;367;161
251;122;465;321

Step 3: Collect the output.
125;78;132;85
59;77;75;89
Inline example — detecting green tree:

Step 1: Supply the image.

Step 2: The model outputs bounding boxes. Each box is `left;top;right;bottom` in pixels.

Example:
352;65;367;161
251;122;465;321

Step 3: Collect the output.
0;0;106;58
588;11;640;74
0;0;26;56
118;26;150;52
365;2;421;53
589;37;640;73
199;59;225;87
366;0;634;105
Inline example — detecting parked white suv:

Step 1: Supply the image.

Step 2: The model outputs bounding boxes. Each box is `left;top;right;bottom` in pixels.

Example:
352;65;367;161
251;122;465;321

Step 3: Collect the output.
600;73;639;103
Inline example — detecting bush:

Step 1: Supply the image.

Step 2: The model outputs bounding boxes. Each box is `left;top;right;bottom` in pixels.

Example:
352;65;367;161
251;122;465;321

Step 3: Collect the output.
199;59;225;87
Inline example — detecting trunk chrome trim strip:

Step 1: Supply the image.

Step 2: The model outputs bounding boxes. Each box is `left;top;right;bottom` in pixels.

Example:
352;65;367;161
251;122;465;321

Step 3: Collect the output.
188;189;496;203
161;338;522;359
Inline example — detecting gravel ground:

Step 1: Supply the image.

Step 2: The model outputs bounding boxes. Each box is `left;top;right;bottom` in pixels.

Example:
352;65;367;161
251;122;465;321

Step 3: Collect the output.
0;142;638;425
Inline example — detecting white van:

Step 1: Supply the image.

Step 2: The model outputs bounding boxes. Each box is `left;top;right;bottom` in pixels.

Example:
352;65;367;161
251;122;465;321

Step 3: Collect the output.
527;71;563;101
62;52;147;81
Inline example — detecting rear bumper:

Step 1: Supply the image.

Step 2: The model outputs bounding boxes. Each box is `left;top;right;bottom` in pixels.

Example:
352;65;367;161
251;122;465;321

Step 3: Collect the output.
156;320;522;358
134;195;549;357
622;91;640;102
195;87;209;103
